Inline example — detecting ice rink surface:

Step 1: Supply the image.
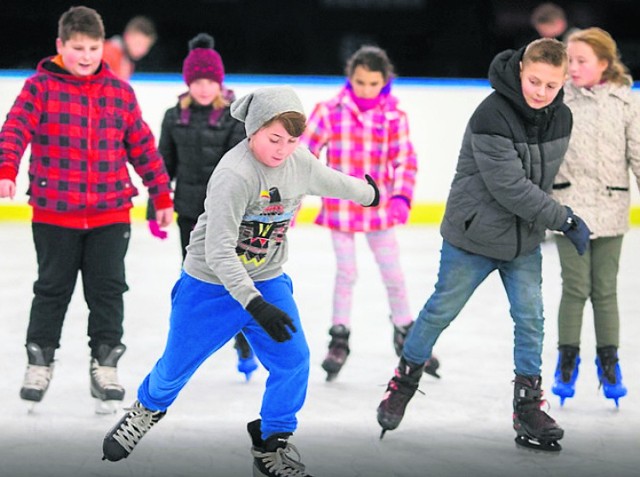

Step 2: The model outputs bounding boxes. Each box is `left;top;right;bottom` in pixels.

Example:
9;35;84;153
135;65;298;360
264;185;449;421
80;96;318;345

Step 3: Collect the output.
1;222;638;477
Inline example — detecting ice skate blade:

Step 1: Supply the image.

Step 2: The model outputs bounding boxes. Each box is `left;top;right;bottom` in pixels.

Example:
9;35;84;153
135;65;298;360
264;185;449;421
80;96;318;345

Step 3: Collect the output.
25;401;39;414
514;436;562;453
379;429;387;440
325;370;342;382
95;399;119;415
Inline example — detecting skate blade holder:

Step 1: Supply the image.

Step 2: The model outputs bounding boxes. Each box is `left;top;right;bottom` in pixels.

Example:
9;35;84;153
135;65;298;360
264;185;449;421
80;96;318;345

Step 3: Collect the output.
95;399;120;415
514;436;562;453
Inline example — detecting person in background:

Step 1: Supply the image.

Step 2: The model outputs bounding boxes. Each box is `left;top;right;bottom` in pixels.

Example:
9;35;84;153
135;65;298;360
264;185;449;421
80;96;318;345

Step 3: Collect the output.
531;3;569;40
146;33;254;379
0;6;173;412
376;38;589;452
103;15;157;81
301;45;442;382
550;27;639;408
102;85;380;477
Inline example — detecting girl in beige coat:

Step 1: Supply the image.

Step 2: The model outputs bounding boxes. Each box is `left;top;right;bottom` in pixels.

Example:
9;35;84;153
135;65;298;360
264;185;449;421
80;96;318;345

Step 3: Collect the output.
551;27;640;407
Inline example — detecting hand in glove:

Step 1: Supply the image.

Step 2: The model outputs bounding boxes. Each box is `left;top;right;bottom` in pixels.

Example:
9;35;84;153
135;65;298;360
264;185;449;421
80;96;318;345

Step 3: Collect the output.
389;196;411;224
246;296;297;342
559;206;591;255
148;220;168;240
365;174;380;207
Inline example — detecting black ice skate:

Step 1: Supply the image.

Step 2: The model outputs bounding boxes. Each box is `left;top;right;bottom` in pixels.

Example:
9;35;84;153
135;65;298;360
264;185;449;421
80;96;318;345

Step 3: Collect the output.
102;400;166;462
247;419;313;477
392;320;442;379
513;375;564;452
321;325;350;381
377;357;423;439
20;342;55;412
90;344;126;414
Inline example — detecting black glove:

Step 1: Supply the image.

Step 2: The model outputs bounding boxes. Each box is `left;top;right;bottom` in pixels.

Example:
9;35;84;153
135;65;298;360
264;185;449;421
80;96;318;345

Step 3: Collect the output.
559;206;591;256
364;174;380;207
245;296;296;342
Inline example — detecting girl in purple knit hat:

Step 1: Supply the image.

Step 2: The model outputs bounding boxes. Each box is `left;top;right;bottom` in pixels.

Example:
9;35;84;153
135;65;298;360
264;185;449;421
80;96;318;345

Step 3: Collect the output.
146;33;257;379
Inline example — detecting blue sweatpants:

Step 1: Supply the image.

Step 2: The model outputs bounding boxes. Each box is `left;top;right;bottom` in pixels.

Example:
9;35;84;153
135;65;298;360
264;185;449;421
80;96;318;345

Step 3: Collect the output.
137;271;310;440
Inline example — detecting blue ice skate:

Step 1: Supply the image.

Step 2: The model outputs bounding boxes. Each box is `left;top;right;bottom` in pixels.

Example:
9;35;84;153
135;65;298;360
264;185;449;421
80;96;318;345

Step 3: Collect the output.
595;346;627;408
551;345;580;406
234;332;258;381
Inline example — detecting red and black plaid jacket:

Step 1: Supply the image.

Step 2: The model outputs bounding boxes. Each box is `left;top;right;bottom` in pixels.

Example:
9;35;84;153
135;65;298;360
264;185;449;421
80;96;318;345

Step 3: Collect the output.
0;56;172;228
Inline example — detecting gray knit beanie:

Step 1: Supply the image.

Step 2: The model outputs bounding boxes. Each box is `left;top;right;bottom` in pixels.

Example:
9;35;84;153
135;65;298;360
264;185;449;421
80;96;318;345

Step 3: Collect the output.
230;86;305;136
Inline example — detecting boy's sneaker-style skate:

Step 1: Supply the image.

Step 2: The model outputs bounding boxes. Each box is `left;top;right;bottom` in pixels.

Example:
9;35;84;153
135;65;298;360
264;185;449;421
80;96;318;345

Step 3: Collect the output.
247;419;313;477
513;375;563;452
20;342;55;409
102;400;166;462
321;325;350;382
235;332;259;381
551;345;580;406
377;357;423;439
392;319;442;379
90;343;126;414
595;346;627;407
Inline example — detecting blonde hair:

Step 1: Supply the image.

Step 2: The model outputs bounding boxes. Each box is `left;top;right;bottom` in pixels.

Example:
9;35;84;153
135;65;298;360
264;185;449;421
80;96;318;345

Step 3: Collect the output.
568;27;632;86
523;37;568;70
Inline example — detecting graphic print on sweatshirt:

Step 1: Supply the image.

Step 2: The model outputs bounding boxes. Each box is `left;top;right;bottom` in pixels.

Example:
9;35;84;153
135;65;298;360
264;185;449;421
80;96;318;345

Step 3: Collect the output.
235;187;294;266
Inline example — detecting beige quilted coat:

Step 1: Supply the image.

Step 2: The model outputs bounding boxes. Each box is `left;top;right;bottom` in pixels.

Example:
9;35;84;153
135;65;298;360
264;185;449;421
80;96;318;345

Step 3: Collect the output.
552;81;640;238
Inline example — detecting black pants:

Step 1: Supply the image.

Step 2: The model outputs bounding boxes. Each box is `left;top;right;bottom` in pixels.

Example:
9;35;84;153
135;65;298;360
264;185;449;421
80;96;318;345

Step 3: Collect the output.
177;215;198;261
27;223;130;356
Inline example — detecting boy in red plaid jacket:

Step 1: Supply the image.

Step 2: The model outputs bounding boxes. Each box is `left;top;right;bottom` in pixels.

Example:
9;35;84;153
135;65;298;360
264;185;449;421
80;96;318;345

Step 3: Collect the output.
0;6;173;411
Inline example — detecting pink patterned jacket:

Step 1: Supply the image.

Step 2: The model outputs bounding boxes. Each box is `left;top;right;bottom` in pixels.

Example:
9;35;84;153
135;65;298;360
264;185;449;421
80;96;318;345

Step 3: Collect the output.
301;87;418;232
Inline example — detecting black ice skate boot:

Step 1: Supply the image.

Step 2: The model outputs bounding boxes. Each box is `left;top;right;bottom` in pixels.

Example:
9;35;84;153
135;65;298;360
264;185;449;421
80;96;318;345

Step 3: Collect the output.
392;320;413;357
20;343;55;408
391;319;442;379
91;343;127;414
247;419;313;477
513;375;564;452
321;325;350;381
377;357;424;439
102;400;166;462
595;346;627;407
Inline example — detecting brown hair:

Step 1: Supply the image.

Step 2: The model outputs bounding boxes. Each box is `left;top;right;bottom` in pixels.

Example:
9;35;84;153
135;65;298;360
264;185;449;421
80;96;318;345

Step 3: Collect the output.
531;3;566;27
262;112;307;138
568;27;632;86
523;37;568;70
58;6;105;42
345;45;395;82
124;16;157;43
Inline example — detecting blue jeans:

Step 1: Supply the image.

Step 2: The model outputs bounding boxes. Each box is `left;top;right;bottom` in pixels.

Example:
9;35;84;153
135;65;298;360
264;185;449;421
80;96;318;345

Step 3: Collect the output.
138;271;310;440
403;240;545;377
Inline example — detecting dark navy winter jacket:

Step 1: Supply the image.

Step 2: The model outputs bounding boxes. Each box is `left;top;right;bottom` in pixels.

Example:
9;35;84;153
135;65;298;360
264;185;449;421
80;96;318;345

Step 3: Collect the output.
440;47;572;260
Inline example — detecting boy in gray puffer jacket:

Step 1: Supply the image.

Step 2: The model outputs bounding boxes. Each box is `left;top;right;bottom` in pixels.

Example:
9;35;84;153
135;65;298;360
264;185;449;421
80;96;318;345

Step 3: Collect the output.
377;38;590;452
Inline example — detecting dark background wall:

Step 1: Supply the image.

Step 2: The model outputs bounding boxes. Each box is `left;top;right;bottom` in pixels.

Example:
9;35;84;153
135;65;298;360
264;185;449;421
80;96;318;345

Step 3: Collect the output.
2;0;640;79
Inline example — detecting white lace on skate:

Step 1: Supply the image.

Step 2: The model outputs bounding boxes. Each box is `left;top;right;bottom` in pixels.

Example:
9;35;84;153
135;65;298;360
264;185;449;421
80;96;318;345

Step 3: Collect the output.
112;403;162;454
91;361;123;393
22;364;53;391
252;442;309;477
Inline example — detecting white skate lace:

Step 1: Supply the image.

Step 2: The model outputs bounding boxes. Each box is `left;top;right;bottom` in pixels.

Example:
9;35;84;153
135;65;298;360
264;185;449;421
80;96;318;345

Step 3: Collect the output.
23;364;53;391
91;361;123;391
251;442;308;477
113;403;162;453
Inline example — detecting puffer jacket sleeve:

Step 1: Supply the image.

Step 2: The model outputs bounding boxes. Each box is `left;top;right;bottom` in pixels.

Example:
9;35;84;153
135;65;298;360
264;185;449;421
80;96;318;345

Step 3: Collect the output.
470;106;567;231
389;111;417;202
626;93;640;192
301;102;331;160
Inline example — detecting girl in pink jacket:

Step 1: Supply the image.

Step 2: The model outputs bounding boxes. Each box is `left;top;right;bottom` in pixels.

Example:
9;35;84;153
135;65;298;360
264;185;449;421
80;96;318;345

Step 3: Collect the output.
302;45;433;381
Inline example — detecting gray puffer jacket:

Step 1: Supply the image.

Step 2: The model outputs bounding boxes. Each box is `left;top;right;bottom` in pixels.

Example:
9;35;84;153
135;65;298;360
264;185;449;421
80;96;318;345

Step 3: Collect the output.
440;47;572;260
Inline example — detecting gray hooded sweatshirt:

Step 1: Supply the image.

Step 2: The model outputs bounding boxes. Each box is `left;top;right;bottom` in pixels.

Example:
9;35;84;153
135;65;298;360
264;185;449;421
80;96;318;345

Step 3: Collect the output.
183;86;376;307
440;47;572;260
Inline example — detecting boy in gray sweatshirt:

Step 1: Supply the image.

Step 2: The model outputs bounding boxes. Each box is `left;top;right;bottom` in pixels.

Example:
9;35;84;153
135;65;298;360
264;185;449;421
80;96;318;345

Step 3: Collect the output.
102;86;378;476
